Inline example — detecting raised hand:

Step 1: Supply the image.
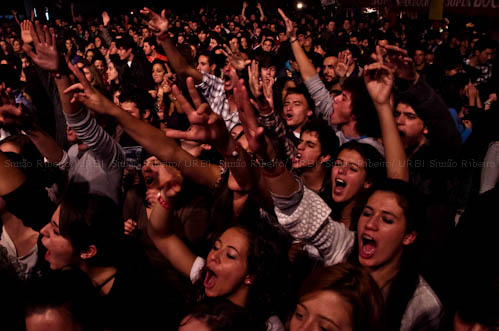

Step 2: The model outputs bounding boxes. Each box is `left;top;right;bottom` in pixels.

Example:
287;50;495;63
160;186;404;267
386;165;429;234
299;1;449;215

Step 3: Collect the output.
157;165;183;198
335;50;352;78
23;21;59;72
363;45;395;107
140;7;168;38
262;77;274;110
165;77;229;149
248;60;262;98
20;20;33;44
102;11;110;26
278;8;296;40
383;45;418;83
243;1;248;9
124;219;137;236
63;62;115;114
234;79;265;155
222;45;250;72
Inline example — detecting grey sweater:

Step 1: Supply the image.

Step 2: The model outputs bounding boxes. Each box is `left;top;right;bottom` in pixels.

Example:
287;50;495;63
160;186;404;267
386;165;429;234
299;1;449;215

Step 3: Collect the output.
272;178;443;331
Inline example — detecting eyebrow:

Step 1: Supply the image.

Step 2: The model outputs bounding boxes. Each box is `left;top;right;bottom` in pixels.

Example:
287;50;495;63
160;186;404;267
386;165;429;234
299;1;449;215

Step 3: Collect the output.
297;304;340;328
364;205;399;219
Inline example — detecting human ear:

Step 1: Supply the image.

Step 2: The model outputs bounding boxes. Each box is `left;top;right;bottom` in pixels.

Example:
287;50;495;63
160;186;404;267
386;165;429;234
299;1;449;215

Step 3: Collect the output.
402;231;417;246
319;155;331;164
80;245;97;260
244;274;254;286
143;109;151;119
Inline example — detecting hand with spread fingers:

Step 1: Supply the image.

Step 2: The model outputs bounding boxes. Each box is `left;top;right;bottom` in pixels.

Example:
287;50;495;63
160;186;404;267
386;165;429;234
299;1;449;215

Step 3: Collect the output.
63;62;115;114
278;9;296;40
364;45;395;107
234;79;266;156
222;45;250;72
164;77;229;150
140;7;169;38
335;50;352;79
22;21;59;72
20;20;33;45
0;88;33;128
102;11;110;26
383;45;418;84
248;60;263;99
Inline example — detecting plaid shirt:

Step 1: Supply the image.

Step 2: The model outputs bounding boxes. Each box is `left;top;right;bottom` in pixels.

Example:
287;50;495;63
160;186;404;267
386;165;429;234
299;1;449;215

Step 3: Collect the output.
257;111;298;162
195;72;240;131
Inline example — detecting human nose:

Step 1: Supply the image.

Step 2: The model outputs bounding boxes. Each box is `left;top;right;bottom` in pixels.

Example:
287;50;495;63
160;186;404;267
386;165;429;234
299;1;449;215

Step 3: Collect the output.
365;215;379;230
40;223;50;237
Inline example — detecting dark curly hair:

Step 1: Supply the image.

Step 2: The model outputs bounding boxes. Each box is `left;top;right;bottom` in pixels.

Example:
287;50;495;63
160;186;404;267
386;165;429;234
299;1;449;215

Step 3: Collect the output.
193;220;291;327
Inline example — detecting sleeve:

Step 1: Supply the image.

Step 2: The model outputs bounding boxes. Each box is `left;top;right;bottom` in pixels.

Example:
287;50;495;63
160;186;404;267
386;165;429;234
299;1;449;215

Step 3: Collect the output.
195;73;240;131
100;27;112;47
480;142;499;194
271;177;355;265
3;180;56;231
304;74;334;126
189;256;206;284
65;108;126;168
257;111;297;161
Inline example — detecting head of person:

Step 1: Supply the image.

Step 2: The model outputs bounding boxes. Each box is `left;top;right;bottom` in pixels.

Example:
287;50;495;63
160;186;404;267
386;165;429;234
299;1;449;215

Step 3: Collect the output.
198;222;288;324
116;36;135;61
24;268;102;331
332;77;380;138
151;60;167;85
413;46;426;67
354;179;422;271
331;141;385;205
262;38;275;52
293;119;339;170
143;37;158;57
106;54;127;84
283;86;315;132
473;39;494;65
289;263;383;331
258;54;277;83
196;52;216;75
92;56;106;75
40;185;123;270
327;20;336;33
118;87;159;126
82;62;104;90
179;298;261;331
322;54;338;83
394;99;428;152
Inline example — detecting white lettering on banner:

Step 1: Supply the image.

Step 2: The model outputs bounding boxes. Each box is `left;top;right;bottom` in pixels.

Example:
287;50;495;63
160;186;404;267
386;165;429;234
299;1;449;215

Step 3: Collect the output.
473;0;481;7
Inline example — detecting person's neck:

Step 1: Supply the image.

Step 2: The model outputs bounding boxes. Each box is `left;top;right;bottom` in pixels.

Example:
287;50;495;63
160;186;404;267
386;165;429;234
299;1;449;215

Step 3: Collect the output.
78;143;89;151
301;166;327;192
367;252;402;290
227;286;249;308
338;199;356;229
415;63;425;71
340;120;361;139
128;53;134;62
80;264;117;295
151;50;157;59
406;136;427;159
303;44;312;52
233;191;249;218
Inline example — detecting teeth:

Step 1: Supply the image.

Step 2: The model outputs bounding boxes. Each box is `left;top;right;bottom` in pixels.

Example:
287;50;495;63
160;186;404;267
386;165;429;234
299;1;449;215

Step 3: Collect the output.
295;153;302;159
363;234;373;240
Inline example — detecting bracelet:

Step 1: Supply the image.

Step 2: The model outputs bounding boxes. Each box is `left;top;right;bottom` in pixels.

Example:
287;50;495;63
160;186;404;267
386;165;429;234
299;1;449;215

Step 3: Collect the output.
157;196;172;209
290;38;298;43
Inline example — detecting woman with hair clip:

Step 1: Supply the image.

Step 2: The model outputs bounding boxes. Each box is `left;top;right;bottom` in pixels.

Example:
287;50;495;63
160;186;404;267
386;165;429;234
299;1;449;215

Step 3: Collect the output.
237;46;443;330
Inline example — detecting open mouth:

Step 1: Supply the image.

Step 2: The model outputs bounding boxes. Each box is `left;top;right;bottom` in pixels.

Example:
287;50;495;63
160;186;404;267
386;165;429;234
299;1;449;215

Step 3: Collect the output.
292;153;302;163
333;178;347;195
204;268;217;289
359;234;377;259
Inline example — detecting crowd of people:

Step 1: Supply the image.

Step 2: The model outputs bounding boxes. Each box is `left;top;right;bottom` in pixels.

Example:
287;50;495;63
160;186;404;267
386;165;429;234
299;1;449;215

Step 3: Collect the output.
0;2;498;330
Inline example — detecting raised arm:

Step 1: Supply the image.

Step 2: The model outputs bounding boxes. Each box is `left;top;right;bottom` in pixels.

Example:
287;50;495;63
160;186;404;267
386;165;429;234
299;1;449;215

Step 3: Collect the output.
364;46;409;182
147;165;196;277
256;2;266;21
278;9;316;82
63;71;220;188
140;8;202;84
240;1;248;26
